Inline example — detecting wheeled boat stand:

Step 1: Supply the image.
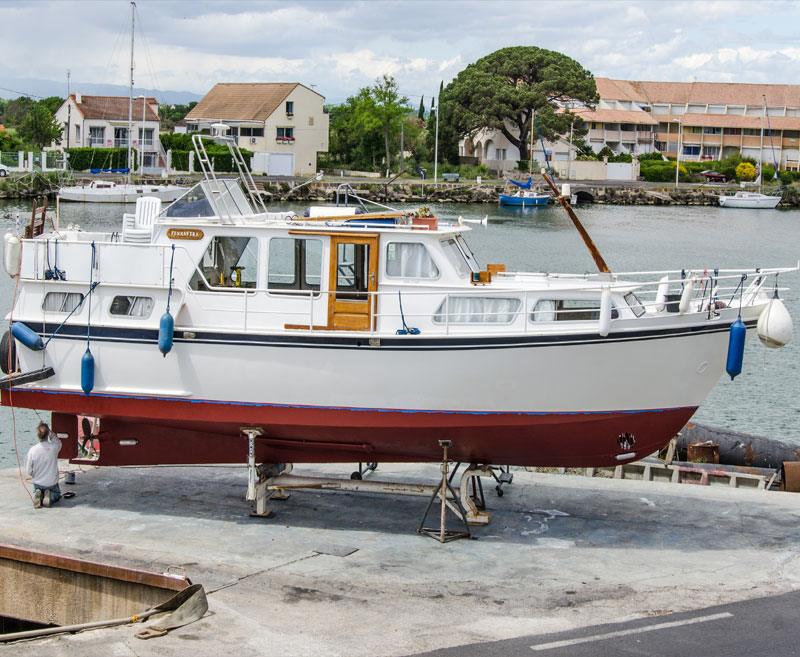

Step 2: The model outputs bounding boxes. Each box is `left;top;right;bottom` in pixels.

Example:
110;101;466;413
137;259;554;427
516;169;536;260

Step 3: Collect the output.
241;430;494;530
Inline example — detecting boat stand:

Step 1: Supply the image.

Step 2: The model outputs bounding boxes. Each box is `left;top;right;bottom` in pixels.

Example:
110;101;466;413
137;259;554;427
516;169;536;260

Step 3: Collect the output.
350;462;378;480
242;429;493;529
418;441;471;543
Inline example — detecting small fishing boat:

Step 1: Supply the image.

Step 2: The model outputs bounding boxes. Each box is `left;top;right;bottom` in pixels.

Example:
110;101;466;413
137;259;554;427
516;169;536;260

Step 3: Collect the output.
498;177;550;207
1;127;795;471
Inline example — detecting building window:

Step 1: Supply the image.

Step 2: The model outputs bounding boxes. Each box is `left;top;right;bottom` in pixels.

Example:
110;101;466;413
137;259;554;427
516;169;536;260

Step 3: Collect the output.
239;127;264;137
89;126;104;147
743;128;761;136
702;127;722;135
75;125;80;142
723;128;742;136
267;237;322;293
109;296;154;318
189;236;259;291
308;116;314;126
286;101;294;115
682;145;701;156
114;127;129;148
138;128;154;147
277;127;295;142
784;130;799;139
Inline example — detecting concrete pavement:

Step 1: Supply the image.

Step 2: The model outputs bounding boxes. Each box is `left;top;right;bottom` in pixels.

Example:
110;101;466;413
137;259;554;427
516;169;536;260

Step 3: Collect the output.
1;462;799;656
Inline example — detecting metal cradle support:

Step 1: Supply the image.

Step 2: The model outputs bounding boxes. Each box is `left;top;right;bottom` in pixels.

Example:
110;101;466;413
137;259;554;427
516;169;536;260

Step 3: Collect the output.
418;441;490;543
242;427;291;517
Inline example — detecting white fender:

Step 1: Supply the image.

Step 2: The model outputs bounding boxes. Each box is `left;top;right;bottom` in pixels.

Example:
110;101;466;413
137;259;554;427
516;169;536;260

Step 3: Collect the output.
655;275;669;312
678;278;695;315
757;297;793;348
3;229;20;278
599;287;612;337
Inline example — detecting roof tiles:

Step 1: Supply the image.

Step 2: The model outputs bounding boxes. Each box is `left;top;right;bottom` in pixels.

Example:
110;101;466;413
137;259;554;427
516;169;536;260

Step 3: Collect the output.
185;83;299;122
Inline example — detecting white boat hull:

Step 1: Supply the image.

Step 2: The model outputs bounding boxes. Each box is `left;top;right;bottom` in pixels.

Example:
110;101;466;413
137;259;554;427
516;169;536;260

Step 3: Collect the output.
58;184;186;204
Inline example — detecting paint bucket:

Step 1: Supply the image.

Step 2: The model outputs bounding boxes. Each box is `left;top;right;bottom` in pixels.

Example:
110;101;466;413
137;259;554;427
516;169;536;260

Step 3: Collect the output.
64;472;76;485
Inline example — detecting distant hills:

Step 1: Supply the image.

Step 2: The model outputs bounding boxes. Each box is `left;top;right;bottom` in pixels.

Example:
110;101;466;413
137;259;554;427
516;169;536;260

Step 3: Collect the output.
0;77;204;105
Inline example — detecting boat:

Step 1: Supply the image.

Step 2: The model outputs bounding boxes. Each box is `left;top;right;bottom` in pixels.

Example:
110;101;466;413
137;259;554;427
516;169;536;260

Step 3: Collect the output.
498;177;551;207
57;2;186;205
718;191;781;209
58;179;187;204
1;126;795;471
719;95;781;210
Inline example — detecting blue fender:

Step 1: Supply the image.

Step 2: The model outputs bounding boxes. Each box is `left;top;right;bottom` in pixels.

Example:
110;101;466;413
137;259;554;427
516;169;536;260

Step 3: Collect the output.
726;317;746;380
158;312;174;357
81;348;95;395
11;322;44;351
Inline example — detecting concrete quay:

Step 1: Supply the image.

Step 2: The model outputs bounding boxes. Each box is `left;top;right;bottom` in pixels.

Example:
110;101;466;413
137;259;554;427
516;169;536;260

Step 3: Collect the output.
1;461;799;656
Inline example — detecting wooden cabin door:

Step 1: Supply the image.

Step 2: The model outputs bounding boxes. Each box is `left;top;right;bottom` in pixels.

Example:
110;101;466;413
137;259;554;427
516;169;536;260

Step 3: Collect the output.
328;235;379;330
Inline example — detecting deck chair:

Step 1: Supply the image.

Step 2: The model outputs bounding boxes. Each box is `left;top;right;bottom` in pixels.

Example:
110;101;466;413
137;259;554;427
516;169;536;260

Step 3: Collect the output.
123;196;161;243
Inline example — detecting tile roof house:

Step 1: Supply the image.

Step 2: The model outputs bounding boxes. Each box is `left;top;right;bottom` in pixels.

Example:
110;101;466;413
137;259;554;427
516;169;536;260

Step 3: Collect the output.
54;94;164;169
184;82;329;176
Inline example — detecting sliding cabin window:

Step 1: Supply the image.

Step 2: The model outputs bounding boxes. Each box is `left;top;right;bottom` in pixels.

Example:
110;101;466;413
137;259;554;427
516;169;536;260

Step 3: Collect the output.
385;242;439;279
109;296;154;318
42;292;84;313
531;299;619;322
433;297;521;324
189;236;258;291
267;237;322;295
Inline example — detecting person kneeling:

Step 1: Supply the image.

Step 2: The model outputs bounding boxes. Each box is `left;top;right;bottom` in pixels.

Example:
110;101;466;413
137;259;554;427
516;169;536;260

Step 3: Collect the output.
25;422;62;508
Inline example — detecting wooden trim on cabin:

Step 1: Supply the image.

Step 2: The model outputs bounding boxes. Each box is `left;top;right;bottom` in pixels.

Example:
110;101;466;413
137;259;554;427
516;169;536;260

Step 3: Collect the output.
289;231;379;238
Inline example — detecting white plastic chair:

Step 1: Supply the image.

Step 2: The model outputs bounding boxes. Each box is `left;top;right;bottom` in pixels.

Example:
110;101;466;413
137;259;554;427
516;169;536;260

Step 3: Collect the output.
123;196;161;243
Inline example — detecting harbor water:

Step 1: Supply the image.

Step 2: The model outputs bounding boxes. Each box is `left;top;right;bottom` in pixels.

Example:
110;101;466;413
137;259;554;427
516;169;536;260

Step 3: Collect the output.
0;198;798;468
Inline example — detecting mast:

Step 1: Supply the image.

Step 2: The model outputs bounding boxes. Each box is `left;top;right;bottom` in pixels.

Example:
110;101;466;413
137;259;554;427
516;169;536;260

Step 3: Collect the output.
759;95;764;192
127;1;135;178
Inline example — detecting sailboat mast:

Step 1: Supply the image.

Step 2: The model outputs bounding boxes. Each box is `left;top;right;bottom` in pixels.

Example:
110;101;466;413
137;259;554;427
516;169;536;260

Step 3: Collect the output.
127;1;135;176
759;95;765;192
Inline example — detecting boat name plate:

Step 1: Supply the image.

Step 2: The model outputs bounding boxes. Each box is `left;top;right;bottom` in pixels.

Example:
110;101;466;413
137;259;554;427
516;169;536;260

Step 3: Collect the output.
167;228;204;240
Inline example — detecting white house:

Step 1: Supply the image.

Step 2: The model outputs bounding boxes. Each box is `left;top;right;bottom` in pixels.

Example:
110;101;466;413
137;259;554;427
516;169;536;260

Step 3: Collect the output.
184;83;330;176
54;94;163;168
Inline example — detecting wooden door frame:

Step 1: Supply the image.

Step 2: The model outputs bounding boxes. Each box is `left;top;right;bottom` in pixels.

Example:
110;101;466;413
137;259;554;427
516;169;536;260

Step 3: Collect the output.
327;234;379;330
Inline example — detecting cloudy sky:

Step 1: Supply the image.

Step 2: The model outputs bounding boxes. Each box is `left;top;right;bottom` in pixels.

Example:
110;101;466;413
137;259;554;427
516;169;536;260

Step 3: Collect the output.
2;0;799;104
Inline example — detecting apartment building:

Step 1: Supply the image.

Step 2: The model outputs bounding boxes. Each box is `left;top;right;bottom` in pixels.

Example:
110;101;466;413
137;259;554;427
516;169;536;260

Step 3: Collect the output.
461;78;800;171
584;79;800;170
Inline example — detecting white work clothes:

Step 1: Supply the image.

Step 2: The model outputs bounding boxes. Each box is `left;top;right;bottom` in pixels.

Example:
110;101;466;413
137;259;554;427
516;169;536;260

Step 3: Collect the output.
25;436;62;487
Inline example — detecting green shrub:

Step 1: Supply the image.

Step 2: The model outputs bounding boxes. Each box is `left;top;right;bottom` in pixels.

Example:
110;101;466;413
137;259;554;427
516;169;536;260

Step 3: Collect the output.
779;171;794;186
66;148;134;171
638;151;665;162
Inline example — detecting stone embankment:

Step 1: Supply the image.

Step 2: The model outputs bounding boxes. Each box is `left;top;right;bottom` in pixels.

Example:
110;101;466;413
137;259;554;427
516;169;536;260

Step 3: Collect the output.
264;180;800;208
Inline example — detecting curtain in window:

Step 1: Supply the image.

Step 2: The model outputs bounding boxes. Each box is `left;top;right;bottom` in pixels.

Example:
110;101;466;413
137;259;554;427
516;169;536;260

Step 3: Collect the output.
532;300;556;322
387;243;439;278
435;297;520;323
43;292;83;313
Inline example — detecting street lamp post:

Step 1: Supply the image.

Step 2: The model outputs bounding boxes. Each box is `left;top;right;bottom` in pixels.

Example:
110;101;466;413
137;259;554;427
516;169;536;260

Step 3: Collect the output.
673;117;682;187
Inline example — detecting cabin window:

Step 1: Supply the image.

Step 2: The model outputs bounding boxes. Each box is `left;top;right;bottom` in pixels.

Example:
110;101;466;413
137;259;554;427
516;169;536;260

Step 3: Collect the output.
267;237;322;294
109;296;154;318
189;236;258;291
440;237;478;277
42;292;84;313
165;184;214;218
335;242;370;301
433;297;521;324
386;242;439;279
624;292;646;317
531;299;619;322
